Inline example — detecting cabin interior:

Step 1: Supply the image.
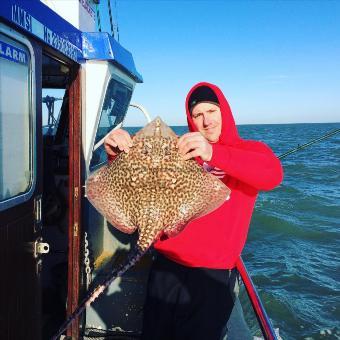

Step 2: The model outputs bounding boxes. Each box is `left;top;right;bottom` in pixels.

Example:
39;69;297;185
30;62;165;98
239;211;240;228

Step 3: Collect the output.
41;52;71;338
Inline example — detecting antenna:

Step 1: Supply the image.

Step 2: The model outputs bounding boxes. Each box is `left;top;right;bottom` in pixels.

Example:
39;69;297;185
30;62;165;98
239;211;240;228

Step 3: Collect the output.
42;96;62;127
107;0;114;37
93;0;102;32
114;0;120;41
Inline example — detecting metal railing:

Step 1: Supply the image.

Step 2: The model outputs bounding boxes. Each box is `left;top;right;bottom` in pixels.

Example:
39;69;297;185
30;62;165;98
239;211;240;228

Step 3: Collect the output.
236;257;278;340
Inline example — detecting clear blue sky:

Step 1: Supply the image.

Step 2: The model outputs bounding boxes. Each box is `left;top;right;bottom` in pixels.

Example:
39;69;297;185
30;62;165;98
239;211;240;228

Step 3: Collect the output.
99;0;340;126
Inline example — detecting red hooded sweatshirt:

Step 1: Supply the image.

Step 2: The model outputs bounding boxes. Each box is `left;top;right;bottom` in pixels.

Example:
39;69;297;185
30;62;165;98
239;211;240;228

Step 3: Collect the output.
153;82;283;269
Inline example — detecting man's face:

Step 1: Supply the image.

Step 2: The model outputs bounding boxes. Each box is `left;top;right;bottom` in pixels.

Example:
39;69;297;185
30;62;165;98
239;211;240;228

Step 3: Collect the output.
191;102;222;143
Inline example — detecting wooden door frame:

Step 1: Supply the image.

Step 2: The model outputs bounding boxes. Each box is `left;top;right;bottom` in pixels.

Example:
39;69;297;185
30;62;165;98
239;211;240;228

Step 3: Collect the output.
66;66;82;339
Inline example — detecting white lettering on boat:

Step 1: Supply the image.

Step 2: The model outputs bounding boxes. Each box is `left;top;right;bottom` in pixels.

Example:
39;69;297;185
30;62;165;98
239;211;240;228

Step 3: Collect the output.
11;4;80;62
0;40;28;65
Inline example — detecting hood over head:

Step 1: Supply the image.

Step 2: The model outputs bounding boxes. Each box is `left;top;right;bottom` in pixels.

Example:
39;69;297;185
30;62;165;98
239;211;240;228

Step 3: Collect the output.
186;82;241;145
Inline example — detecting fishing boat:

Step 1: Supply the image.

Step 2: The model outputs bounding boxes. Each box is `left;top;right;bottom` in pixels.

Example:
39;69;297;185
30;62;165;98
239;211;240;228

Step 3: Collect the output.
0;1;279;339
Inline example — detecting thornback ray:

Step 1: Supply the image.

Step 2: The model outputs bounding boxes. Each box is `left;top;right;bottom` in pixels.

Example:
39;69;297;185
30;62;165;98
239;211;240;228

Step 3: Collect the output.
52;117;231;339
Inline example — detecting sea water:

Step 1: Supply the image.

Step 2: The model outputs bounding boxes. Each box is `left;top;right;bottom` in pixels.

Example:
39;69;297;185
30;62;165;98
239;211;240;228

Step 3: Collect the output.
239;123;339;340
127;122;340;339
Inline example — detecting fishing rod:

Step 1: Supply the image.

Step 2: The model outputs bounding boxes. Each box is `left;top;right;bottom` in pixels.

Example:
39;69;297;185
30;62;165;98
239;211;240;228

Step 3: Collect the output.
278;128;340;160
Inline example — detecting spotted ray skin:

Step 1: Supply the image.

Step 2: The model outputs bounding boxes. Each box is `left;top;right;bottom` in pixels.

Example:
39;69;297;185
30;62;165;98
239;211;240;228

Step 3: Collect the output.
52;117;230;339
86;117;230;250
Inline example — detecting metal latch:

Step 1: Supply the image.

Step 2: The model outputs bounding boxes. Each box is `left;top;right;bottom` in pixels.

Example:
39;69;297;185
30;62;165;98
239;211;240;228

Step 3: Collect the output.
34;239;50;258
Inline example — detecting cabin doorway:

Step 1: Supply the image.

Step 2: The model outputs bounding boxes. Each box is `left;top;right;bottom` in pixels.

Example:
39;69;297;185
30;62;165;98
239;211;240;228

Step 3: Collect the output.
41;52;81;339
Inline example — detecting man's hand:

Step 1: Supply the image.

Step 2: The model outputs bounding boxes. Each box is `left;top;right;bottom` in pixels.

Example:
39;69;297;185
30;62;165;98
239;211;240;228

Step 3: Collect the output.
104;129;133;156
177;132;213;161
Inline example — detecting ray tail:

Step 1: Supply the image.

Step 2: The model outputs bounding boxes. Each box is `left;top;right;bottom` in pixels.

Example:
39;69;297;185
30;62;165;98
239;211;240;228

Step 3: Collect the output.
51;246;147;340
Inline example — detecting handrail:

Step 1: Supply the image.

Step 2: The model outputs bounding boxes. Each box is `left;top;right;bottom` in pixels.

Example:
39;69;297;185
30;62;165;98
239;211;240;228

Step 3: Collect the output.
129;102;152;123
236;256;278;340
93;122;123;152
93;103;151;152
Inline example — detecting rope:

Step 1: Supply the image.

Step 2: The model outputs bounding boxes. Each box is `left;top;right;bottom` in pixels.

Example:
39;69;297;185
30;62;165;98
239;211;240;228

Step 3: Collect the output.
278;128;340;160
107;0;114;37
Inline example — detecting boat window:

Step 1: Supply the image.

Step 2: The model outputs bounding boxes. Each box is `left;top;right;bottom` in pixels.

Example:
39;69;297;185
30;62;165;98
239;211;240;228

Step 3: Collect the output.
0;33;33;204
41;53;69;137
90;77;133;170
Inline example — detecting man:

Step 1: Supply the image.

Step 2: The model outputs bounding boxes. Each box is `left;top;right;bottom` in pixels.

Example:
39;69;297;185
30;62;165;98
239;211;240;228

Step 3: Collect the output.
104;82;283;339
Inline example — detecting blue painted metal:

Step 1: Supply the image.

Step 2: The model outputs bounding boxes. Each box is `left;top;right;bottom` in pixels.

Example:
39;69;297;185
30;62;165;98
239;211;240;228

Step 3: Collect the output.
0;0;143;81
0;0;83;61
83;32;143;82
0;39;29;64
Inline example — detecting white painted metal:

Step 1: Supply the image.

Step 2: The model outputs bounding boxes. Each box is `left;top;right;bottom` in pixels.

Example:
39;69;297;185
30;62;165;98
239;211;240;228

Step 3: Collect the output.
40;0;96;31
82;60;136;177
92;121;123;152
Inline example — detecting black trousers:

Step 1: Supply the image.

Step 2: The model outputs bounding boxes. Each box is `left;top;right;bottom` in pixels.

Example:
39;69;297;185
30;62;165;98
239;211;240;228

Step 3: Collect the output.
141;253;237;340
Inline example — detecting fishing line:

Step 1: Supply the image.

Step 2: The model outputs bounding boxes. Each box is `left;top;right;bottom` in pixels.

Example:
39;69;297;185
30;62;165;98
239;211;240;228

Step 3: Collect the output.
278;128;340;160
